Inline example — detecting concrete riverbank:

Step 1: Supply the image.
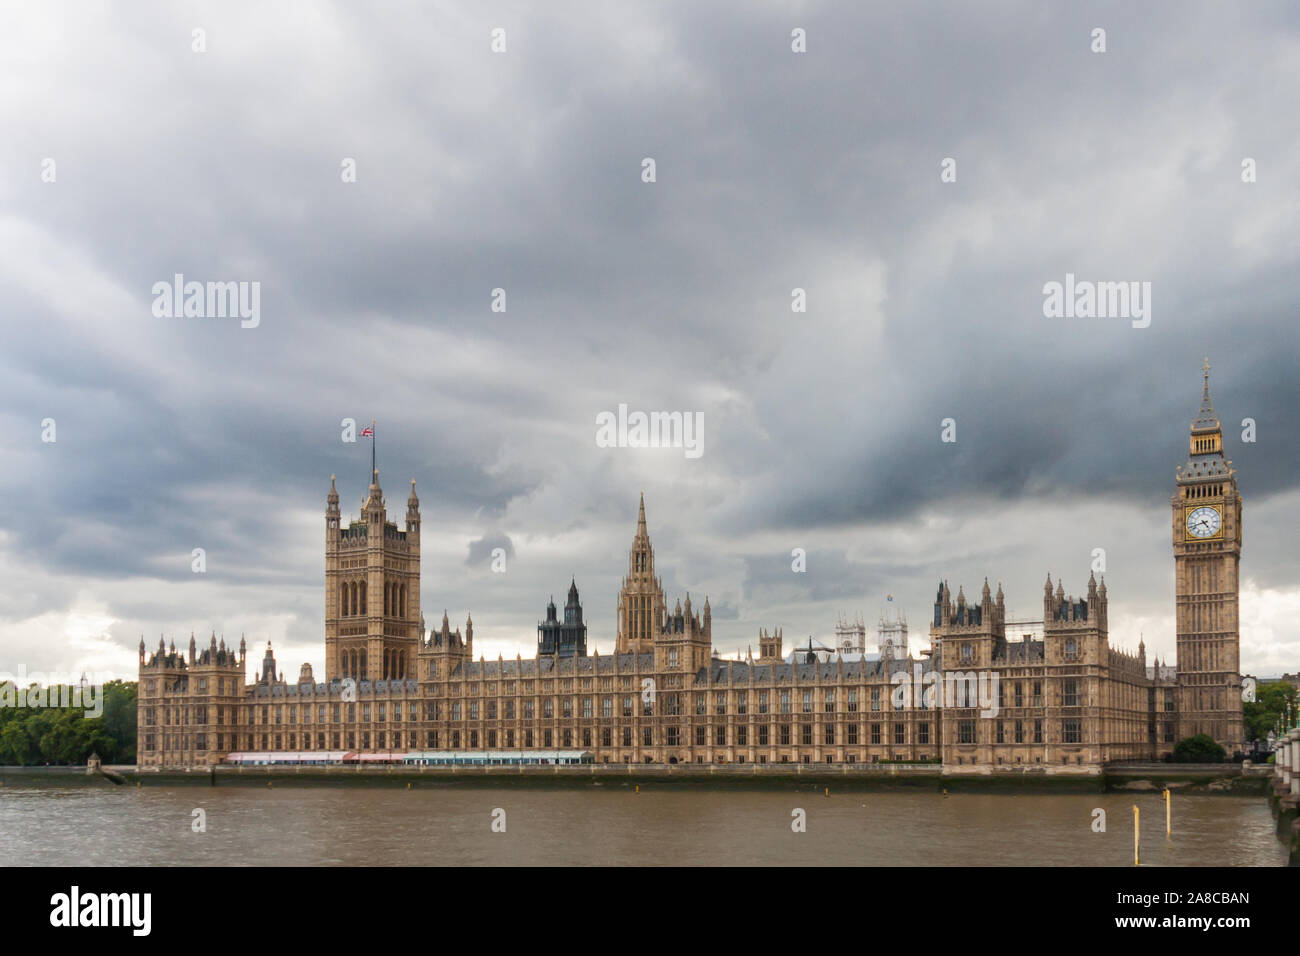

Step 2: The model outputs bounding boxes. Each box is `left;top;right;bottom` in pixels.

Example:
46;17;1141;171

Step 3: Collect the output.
0;761;1274;795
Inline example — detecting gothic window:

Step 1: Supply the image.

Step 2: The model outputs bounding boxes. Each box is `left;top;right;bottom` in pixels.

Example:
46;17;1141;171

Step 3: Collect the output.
1063;718;1082;744
1063;679;1079;707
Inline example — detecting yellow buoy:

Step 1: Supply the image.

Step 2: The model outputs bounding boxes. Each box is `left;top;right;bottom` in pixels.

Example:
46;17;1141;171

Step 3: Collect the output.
1133;805;1140;866
635;785;639;793
1164;788;1171;836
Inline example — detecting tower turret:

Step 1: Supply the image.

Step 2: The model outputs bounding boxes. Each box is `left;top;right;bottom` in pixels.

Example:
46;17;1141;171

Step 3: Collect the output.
260;641;277;686
617;492;666;655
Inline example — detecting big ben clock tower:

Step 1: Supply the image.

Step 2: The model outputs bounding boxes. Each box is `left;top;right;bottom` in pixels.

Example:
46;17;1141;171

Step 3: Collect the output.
1172;359;1244;755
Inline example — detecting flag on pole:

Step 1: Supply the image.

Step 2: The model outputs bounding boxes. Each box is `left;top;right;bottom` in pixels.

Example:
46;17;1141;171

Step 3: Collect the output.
363;420;376;480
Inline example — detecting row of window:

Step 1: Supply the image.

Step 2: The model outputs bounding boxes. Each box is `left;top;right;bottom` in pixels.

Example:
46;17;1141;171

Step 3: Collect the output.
147;722;937;754
957;718;1082;744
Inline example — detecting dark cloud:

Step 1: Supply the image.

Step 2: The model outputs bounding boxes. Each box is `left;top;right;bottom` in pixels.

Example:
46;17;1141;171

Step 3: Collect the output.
1;1;1297;677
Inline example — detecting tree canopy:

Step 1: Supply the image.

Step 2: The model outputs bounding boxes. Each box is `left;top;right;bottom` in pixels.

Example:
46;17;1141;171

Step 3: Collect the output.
0;680;136;765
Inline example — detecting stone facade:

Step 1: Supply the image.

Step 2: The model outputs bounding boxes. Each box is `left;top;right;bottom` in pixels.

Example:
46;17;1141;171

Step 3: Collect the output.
1172;360;1245;752
136;367;1244;770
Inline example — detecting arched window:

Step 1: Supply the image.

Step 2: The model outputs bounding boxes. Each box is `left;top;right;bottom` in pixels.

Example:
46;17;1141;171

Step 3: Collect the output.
360;650;367;677
399;584;406;618
340;583;347;616
360;581;367;614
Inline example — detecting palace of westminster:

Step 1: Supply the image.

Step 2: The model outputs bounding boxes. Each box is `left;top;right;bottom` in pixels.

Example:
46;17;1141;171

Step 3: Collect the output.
137;367;1246;770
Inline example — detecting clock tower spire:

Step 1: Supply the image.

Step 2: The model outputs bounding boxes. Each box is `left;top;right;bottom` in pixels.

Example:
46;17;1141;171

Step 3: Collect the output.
1172;358;1243;755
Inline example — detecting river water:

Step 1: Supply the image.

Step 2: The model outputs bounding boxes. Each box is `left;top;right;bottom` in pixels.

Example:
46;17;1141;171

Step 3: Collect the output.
1;785;1284;866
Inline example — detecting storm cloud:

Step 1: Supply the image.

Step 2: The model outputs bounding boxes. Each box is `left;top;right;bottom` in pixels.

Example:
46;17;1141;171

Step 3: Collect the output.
1;1;1297;680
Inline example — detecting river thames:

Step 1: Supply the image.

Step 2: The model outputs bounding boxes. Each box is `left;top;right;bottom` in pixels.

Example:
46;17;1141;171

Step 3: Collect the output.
1;785;1285;866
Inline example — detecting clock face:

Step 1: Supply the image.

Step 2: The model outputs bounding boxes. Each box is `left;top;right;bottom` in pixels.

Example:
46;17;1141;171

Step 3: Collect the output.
1186;506;1221;538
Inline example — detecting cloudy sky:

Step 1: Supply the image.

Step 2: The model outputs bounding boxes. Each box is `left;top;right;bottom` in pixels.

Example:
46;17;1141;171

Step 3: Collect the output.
2;1;1297;685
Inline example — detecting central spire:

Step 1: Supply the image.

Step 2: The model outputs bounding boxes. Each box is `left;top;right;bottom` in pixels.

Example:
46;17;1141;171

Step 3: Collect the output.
1181;358;1230;475
1192;357;1221;434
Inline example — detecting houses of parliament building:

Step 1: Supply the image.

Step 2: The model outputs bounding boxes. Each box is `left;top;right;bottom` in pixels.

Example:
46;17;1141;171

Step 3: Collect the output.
137;366;1246;771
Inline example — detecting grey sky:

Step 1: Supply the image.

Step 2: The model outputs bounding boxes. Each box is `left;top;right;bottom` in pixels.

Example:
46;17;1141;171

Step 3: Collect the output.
1;1;1297;683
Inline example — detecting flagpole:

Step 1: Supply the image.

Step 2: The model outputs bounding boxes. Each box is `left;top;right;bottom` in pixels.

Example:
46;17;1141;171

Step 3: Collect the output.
371;418;376;480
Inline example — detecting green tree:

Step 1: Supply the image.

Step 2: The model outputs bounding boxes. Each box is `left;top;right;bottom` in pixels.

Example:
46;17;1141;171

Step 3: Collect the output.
0;680;138;766
0;721;31;765
1172;733;1227;763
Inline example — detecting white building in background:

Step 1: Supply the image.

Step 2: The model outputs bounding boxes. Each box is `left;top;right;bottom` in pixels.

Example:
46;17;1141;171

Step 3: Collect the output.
780;604;912;665
834;614;867;656
877;606;908;660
